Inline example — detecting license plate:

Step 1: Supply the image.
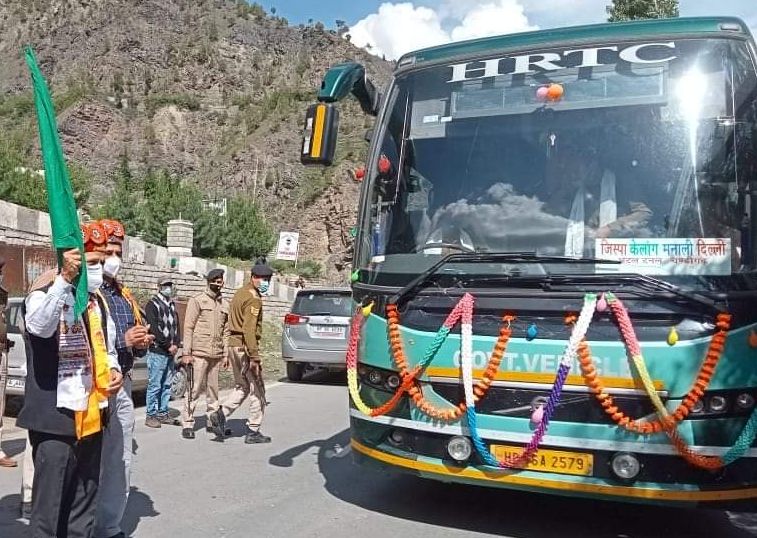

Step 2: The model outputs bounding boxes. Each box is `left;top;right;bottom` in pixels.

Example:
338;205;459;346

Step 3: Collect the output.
490;445;593;476
312;326;345;338
6;378;25;389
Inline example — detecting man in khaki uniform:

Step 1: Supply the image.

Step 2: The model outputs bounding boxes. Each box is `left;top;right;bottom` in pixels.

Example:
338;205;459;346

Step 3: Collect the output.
209;260;272;444
181;268;230;439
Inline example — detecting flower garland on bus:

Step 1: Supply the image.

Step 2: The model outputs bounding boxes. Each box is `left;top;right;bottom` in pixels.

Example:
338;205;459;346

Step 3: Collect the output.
581;293;757;470
463;294;597;468
386;295;514;421
577;294;732;435
346;294;512;419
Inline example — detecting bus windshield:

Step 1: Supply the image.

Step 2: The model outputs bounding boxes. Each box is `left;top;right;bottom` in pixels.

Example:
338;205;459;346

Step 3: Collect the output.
358;38;757;286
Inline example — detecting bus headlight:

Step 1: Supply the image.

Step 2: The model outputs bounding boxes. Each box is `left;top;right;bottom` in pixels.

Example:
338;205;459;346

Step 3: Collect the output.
691;399;705;414
611;452;641;481
708;395;728;413
447;436;472;462
367;370;383;385
736;393;755;410
386;374;401;390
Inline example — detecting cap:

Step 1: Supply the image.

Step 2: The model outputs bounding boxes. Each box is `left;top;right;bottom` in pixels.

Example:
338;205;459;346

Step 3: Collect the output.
207;268;225;281
251;263;273;278
100;219;125;245
81;222;107;253
158;277;173;286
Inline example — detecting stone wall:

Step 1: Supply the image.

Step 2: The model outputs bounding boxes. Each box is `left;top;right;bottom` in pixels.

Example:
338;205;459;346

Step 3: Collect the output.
0;199;52;247
0;199;294;317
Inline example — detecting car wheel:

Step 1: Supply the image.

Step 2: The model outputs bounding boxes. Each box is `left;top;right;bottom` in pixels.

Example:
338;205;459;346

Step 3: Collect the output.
286;362;306;382
170;367;188;400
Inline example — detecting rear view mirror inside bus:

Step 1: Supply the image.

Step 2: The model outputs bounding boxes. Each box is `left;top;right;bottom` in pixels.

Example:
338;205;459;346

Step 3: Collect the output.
301;103;340;166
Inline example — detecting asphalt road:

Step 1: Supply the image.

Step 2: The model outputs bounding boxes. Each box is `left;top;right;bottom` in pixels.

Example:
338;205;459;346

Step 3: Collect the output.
1;373;756;537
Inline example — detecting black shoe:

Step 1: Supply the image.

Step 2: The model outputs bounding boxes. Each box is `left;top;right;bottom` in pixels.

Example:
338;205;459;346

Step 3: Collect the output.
208;409;227;440
206;425;232;436
182;428;195;439
20;501;31;520
245;431;271;444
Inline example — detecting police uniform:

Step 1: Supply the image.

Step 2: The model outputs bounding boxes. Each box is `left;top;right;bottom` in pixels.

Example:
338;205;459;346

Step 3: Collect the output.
209;261;272;443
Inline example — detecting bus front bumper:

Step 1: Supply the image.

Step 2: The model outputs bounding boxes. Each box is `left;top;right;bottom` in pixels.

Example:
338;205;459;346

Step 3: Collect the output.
351;416;757;508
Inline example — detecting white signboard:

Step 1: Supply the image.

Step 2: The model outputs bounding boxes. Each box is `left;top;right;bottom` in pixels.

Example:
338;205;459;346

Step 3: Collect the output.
276;231;300;262
596;238;731;276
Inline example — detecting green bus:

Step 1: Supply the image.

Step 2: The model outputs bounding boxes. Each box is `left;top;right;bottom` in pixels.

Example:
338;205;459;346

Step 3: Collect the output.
301;17;757;506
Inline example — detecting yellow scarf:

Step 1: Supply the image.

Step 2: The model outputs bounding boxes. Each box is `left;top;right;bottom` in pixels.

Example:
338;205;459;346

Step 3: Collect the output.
75;300;112;439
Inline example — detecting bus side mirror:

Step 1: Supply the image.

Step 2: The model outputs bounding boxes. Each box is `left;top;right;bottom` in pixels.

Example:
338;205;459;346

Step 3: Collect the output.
301;103;340;166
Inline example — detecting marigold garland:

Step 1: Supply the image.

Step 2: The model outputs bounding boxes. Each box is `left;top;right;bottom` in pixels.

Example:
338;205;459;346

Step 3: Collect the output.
347;295;512;420
579;293;755;470
386;294;513;421
465;294;597;468
577;301;730;435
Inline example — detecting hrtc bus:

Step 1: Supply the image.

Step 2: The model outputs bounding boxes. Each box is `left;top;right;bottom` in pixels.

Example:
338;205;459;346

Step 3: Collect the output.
301;17;757;506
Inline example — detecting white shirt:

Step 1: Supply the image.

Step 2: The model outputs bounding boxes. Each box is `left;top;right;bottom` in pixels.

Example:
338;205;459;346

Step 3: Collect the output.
25;275;119;371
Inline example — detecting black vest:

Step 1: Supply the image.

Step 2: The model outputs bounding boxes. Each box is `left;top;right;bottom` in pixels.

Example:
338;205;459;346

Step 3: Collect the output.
17;288;109;437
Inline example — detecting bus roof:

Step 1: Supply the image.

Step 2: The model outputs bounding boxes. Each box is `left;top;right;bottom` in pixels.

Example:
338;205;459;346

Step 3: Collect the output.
399;17;752;67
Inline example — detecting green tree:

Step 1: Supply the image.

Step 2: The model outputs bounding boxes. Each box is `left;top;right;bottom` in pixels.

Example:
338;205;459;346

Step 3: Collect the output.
193;208;227;257
607;0;679;21
135;169;204;245
223;197;274;260
0;141;91;211
96;154;141;230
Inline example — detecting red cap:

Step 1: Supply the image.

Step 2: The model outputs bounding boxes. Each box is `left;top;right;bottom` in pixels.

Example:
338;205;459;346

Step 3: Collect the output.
100;219;125;245
82;222;107;253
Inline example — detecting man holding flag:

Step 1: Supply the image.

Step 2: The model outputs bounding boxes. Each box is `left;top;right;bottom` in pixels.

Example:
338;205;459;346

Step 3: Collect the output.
19;48;122;538
19;223;123;537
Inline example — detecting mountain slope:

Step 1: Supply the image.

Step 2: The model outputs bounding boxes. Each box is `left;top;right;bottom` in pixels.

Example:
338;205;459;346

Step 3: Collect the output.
0;0;392;278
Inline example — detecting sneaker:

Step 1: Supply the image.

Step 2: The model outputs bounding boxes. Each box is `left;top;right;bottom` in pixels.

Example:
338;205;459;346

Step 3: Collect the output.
158;413;180;426
182;428;195;440
244;431;271;444
145;416;161;428
208;409;227;439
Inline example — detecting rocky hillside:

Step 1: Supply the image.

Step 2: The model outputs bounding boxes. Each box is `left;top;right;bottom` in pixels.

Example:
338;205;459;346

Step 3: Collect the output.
0;0;392;278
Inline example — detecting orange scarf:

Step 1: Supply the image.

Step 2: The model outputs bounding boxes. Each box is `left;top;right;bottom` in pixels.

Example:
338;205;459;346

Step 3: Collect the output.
74;300;112;439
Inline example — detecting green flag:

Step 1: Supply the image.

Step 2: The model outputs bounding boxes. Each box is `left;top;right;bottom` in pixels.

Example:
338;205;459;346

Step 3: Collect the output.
25;47;88;317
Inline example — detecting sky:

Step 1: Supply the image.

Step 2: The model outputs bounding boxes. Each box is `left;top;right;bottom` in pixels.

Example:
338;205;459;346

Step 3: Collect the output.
267;0;757;59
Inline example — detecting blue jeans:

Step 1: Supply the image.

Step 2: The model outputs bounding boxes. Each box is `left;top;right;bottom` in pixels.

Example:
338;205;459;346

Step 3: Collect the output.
146;352;174;417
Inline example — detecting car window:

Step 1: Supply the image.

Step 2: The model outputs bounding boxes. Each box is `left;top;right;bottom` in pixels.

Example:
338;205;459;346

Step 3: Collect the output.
5;302;22;333
293;292;352;317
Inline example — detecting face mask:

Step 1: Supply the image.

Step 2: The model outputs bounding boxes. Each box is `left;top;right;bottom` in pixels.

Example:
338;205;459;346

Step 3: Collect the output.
209;283;222;295
160;286;173;298
87;263;103;293
103;255;121;278
258;281;270;295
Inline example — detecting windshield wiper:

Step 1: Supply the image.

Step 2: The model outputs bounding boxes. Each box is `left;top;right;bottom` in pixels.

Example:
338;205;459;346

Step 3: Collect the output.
388;252;619;306
542;273;722;313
